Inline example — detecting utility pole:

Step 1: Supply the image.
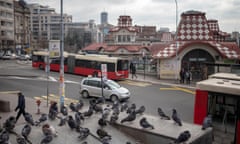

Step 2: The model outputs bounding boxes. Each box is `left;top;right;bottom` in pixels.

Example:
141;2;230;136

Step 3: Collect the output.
175;0;179;83
59;0;65;110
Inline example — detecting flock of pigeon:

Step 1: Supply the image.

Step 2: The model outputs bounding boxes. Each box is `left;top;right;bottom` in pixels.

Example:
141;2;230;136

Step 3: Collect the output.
0;97;213;144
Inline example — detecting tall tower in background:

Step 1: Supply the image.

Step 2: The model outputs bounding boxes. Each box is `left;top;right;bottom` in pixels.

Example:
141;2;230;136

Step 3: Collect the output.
101;11;108;24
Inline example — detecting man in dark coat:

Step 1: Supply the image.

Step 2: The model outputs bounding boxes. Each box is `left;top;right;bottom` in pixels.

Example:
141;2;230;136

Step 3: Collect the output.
15;92;26;122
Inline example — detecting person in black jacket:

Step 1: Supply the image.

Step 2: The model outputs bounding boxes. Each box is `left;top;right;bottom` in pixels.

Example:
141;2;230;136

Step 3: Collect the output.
15;92;26;122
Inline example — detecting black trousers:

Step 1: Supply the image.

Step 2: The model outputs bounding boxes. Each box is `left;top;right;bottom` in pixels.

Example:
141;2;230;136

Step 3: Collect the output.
16;109;26;122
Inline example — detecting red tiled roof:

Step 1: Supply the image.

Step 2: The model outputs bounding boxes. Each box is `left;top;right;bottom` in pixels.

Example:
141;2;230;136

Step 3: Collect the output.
82;43;107;51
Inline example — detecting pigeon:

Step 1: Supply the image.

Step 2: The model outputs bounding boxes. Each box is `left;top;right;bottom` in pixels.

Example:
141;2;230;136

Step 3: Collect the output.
75;112;84;126
121;111;136;123
0;130;9;144
24;113;35;126
42;124;57;137
3;116;16;132
16;137;27;144
101;135;112;144
98;118;107;127
48;102;58;120
126;103;136;114
96;129;111;139
81;141;88;144
110;113;119;124
21;124;31;141
202;115;212;130
35;113;48;126
75;101;84;111
120;103;128;112
78;127;90;140
69;102;76;112
67;115;76;130
139;117;154;129
96;97;105;104
111;100;119;110
157;107;170;120
93;104;103;113
41;135;53;144
172;109;182;126
174;130;191;144
102;108;111;120
58;116;67;126
83;108;94;117
60;105;68;116
135;105;145;115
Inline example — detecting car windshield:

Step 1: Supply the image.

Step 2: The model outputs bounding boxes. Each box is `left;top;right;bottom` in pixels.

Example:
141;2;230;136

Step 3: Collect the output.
105;80;121;89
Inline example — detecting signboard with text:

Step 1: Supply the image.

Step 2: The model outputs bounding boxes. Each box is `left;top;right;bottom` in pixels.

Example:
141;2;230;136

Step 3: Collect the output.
49;40;60;58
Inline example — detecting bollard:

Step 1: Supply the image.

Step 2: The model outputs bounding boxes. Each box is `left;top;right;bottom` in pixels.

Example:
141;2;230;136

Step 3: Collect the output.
36;99;41;114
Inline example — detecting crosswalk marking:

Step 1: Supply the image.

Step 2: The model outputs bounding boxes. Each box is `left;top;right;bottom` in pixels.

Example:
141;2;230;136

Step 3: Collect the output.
160;86;195;95
119;80;151;87
34;94;79;105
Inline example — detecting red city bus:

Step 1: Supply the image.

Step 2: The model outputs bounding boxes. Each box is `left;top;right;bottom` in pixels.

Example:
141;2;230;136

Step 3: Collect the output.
194;73;240;144
32;51;129;80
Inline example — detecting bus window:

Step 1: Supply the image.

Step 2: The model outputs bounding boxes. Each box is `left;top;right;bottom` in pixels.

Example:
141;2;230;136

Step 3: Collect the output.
117;60;129;71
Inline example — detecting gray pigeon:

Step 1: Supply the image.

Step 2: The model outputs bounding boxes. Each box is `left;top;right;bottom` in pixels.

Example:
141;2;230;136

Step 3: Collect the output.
121;111;136;123
202;115;212;130
16;137;27;144
3;116;16;132
58;116;67;126
157;107;170;120
69;102;76;112
96;129;111;139
24;113;35;126
110;113;119;124
78;127;90;140
120;103;128;112
21;124;31;141
172;109;182;126
102;108;111;120
139;117;154;129
0;130;9;144
41;135;53;144
75;101;84;111
60;105;68;116
174;130;191;144
135;105;145;115
35;113;48;126
67;115;76;130
98;118;107;127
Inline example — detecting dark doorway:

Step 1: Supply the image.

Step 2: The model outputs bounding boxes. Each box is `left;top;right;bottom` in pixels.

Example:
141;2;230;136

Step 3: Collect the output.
182;49;215;81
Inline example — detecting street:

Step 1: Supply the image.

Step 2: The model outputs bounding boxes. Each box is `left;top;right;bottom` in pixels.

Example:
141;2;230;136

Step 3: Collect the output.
0;60;195;123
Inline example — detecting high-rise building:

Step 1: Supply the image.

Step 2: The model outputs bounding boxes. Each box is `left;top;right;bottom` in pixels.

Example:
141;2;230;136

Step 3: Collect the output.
0;0;14;51
27;3;72;50
100;11;108;24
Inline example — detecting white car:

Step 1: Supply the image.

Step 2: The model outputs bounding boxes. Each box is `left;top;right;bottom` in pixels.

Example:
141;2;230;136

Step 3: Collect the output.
79;77;130;102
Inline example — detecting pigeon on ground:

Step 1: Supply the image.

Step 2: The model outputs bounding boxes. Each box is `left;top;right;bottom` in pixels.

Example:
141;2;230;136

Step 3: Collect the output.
81;141;88;144
93;104;103;113
157;107;170;120
16;136;27;144
78;127;90;141
42;124;57;137
83;107;94;117
21;124;31;142
75;112;84;126
126;103;136;114
202;115;213;130
111;100;119;110
35;113;48;126
98;118;107;127
172;109;182;126
135;105;145;115
96;97;105;104
102;108;111;120
67;115;76;130
69;102;76;112
0;130;9;144
121;111;136;123
48;102;58;120
139;117;154;129
24;113;35;126
174;130;191;144
110;113;119;124
60;105;68;116
41;134;53;144
96;129;111;139
75;101;84;111
58;116;67;126
3;116;16;132
101;135;112;144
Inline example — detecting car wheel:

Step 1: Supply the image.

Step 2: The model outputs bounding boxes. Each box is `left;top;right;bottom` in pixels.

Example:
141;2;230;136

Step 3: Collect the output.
110;95;118;102
82;90;89;98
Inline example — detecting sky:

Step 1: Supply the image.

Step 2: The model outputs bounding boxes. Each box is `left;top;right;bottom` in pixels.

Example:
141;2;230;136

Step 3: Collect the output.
25;0;240;33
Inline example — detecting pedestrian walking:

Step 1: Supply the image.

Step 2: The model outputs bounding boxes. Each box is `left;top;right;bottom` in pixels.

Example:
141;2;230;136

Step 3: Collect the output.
185;70;191;84
15;92;26;122
179;68;185;84
131;64;137;79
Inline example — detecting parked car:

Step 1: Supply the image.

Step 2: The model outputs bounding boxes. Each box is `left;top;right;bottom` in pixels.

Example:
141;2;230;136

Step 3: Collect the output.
79;77;130;102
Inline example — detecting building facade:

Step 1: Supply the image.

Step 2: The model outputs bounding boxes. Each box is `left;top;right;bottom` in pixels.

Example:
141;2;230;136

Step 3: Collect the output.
27;3;72;50
0;0;14;52
14;0;31;55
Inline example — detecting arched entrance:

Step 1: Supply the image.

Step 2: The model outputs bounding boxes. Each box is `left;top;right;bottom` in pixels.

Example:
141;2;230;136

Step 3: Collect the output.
181;49;215;81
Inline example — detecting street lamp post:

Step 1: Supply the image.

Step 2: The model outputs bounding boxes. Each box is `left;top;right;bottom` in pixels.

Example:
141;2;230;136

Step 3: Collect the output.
174;0;179;83
59;0;65;110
